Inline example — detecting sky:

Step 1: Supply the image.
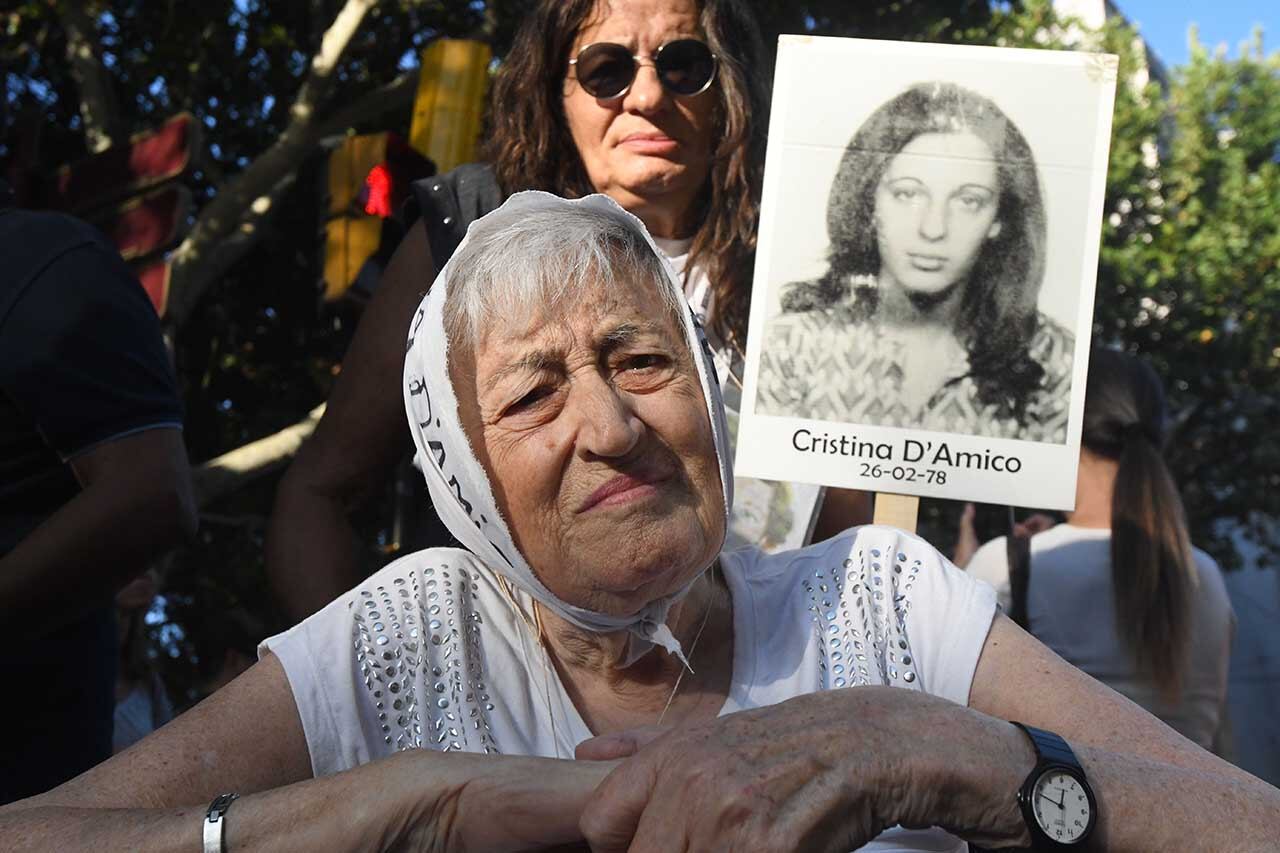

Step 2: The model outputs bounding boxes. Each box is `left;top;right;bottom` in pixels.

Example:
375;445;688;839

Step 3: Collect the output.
1112;0;1273;66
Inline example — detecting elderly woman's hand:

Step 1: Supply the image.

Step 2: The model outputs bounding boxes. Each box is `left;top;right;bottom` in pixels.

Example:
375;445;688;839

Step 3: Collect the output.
578;686;1033;853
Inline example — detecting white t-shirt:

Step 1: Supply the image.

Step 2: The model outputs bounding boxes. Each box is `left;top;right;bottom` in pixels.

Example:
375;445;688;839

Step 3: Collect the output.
654;237;825;552
967;523;1234;750
263;525;995;852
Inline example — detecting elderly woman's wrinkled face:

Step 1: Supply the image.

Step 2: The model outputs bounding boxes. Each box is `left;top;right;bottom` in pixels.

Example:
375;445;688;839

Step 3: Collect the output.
458;267;724;616
874;130;1002;297
563;0;716;236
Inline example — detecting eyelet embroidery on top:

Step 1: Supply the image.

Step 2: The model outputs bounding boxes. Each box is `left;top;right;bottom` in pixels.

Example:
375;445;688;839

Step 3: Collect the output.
351;564;501;755
802;541;922;690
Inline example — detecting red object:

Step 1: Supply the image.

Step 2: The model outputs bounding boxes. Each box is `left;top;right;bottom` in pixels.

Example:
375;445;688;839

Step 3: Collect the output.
49;113;197;215
363;163;394;218
91;185;191;261
131;258;171;317
357;133;436;219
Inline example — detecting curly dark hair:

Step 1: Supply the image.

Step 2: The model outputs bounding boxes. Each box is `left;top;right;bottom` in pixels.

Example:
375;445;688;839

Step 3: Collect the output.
782;82;1049;424
483;0;767;347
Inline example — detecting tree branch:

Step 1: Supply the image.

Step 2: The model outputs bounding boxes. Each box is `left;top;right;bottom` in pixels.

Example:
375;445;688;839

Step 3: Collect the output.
193;405;326;508
292;0;382;117
165;0;388;327
164;67;417;325
56;1;126;153
315;68;419;138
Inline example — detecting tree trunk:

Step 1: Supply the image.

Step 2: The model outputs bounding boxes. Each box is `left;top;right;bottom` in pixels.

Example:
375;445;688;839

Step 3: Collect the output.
57;2;126;153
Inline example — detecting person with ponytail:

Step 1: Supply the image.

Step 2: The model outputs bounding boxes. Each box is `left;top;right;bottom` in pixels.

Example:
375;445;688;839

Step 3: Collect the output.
965;349;1235;751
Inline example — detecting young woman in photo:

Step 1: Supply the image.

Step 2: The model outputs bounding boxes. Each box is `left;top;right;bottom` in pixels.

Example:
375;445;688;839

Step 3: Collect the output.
757;81;1073;443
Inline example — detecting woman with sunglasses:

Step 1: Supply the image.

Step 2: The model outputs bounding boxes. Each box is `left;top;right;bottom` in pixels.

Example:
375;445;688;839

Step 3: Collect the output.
266;0;871;625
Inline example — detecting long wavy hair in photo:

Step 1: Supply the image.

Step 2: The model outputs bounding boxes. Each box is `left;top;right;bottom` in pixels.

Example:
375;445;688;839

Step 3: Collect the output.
783;81;1048;424
1083;349;1194;701
484;0;767;348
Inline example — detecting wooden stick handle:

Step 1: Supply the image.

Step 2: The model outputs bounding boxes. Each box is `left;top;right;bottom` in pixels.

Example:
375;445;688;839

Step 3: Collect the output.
873;492;919;533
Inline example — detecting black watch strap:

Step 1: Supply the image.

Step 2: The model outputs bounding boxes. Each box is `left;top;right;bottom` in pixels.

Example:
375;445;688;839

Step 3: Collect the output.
1011;722;1082;770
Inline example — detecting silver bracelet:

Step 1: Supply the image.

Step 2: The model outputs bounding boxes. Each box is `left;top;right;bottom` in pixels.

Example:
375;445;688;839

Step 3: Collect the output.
203;793;239;853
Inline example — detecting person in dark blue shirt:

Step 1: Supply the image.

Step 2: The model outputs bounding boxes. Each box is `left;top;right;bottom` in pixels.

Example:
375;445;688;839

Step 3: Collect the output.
0;194;197;802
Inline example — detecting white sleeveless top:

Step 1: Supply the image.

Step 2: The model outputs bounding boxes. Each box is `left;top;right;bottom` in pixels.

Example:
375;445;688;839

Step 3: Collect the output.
263;525;995;851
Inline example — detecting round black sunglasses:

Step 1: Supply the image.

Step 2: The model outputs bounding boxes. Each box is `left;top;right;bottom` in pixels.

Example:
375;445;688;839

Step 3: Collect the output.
569;38;719;100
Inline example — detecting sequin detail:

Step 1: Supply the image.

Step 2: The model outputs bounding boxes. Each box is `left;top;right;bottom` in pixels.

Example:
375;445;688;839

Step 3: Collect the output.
802;544;922;690
351;565;500;755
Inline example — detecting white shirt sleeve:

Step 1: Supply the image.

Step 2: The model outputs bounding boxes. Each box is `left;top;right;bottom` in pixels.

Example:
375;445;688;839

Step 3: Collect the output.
259;586;384;777
964;537;1012;614
258;549;506;776
850;527;998;707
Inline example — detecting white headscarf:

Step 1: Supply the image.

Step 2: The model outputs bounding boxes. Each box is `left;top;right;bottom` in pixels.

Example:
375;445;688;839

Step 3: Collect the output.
402;191;734;664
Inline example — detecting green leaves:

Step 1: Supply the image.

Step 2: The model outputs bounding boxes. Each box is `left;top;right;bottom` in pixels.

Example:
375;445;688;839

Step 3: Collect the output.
1096;24;1278;567
924;3;1279;568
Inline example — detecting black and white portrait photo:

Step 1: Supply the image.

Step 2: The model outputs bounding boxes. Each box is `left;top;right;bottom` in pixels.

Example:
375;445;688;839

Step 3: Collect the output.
736;37;1116;508
759;80;1072;443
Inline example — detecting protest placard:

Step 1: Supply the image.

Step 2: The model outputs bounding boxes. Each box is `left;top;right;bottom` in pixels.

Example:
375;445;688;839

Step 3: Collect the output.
736;36;1117;511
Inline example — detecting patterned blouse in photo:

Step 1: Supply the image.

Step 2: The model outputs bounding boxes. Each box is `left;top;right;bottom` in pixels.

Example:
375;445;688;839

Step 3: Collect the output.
757;307;1075;444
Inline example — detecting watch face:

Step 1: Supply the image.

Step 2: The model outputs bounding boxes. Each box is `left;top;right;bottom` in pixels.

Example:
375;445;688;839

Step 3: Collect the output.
1031;768;1092;844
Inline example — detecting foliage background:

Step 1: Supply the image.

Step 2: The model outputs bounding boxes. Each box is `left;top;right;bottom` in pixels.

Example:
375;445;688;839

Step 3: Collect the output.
2;0;1276;703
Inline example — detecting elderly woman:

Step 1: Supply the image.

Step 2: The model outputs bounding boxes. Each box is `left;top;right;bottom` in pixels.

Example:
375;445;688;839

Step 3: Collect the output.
758;82;1074;444
268;0;864;624
4;195;1275;852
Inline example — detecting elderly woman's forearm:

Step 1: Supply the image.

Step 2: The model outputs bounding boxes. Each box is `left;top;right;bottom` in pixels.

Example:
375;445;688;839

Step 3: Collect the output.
902;706;1280;851
1070;745;1280;852
0;769;409;853
0;752;612;853
0;798;380;853
963;614;1280;849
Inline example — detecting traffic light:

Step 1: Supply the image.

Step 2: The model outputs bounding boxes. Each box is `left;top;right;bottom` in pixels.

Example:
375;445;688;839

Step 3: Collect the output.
321;38;491;303
322;132;436;303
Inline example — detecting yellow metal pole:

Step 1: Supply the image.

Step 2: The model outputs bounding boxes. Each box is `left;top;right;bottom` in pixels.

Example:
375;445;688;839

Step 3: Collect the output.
408;39;492;173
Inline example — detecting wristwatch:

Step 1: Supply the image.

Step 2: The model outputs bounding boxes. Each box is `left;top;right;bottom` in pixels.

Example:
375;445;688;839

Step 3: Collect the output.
1010;722;1097;849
